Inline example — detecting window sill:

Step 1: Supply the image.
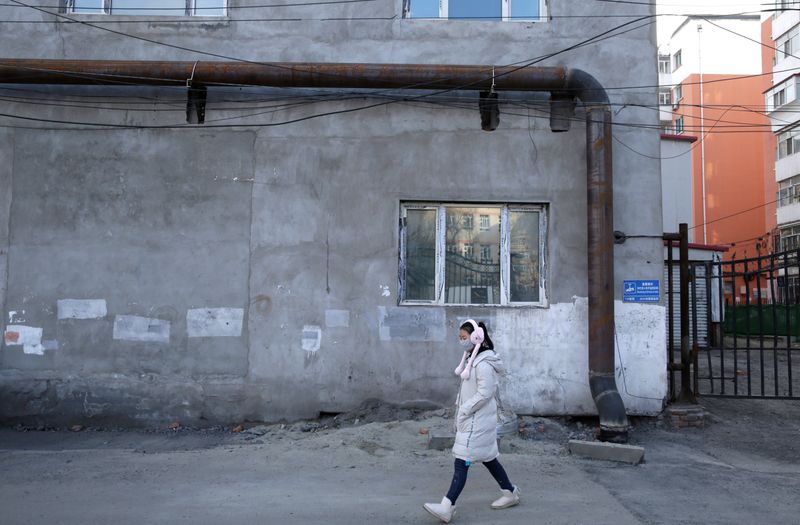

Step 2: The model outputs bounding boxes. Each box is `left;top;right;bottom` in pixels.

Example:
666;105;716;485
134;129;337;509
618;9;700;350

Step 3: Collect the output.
58;14;230;25
401;18;545;24
399;301;549;309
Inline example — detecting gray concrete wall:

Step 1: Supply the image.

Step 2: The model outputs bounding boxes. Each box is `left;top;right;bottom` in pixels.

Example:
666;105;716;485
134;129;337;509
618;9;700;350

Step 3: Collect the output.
0;1;667;425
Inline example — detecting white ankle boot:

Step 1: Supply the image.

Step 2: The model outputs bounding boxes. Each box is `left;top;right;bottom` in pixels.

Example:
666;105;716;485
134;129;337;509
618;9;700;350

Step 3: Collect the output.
423;496;456;523
491;486;521;509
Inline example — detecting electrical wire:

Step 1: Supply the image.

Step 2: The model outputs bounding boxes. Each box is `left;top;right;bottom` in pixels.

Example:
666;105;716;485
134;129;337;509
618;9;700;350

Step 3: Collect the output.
0;5;663;129
0;0;383;10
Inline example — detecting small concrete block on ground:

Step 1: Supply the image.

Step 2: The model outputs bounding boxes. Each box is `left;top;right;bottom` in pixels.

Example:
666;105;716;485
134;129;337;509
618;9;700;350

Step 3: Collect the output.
428;433;455;450
665;404;708;429
568;440;645;465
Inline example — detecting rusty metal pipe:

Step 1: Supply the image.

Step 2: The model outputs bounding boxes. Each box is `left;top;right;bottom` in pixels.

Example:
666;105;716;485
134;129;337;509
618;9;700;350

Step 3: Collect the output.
0;59;568;91
0;58;630;441
566;69;630;442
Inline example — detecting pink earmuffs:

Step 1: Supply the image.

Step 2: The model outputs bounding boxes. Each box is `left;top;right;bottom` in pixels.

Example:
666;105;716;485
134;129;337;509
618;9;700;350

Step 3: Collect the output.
454;319;484;380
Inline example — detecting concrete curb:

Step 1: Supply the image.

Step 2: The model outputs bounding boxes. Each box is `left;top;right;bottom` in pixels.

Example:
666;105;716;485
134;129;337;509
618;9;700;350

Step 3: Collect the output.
568;439;645;465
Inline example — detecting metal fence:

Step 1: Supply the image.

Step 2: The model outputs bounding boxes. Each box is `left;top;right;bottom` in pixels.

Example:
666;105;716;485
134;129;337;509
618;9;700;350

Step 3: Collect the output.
668;246;800;400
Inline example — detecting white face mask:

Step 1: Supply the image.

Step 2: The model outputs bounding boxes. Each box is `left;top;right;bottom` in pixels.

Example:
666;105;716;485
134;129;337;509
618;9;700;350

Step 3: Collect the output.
459;339;474;349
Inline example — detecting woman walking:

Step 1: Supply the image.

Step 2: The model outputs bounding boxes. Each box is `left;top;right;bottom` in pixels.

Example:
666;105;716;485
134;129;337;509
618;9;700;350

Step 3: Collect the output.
423;319;520;523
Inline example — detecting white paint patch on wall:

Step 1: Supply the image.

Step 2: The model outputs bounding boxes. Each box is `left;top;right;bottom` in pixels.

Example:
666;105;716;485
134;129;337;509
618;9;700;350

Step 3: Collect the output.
3;325;44;355
613;301;669;413
491;298;666;417
187;308;244;338
113;315;170;343
380;285;391;297
8;310;25;323
325;309;350;328
302;325;322;352
57;299;107;320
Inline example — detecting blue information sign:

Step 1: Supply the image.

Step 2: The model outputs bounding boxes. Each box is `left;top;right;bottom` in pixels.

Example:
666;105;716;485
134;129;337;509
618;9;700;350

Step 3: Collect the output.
623;280;660;303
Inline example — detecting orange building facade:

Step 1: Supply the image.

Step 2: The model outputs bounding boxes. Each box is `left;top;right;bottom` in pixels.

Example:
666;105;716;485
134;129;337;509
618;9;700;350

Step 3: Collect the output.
672;73;771;260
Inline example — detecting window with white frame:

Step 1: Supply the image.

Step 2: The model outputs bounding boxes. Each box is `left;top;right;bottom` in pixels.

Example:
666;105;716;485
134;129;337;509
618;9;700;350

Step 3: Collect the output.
776;27;799;63
673;84;683;104
675;116;684;134
777;128;800;159
767;79;797;111
780;224;800;252
65;0;226;16
658;55;671;75
479;214;490;231
400;203;547;306
673;50;682;72
774;88;787;108
404;0;545;21
778;175;800;207
658;89;671;106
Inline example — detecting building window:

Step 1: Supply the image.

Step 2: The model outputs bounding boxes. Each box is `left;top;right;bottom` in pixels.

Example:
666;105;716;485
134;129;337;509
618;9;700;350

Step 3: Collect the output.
66;0;226;16
462;214;474;230
479;214;490;231
659;89;672;106
777;129;800;159
774;88;787;108
767;80;797;111
780;224;800;252
675;116;685;134
673;50;682;72
404;0;545;21
778;175;800;207
776;27;799;63
673;84;683;103
658;55;671;75
400;203;548;306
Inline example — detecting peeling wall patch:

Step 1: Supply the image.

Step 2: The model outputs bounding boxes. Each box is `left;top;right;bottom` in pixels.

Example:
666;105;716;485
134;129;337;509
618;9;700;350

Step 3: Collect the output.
325;309;350;328
113;315;171;343
380;285;391;297
57;299;108;320
8;310;26;323
301;325;322;352
378;307;446;342
4;325;44;355
187;308;244;338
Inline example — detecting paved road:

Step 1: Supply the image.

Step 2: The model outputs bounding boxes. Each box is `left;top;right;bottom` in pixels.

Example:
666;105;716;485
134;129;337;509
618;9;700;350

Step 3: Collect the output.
1;398;798;525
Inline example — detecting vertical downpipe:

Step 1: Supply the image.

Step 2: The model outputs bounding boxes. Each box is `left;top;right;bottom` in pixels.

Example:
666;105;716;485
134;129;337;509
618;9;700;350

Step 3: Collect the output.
585;103;629;442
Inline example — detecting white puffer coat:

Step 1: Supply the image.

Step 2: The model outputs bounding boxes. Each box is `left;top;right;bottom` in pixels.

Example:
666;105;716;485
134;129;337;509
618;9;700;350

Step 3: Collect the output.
452;350;506;463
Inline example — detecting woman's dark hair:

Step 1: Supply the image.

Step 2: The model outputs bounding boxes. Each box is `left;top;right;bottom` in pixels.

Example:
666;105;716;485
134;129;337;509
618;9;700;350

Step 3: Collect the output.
460;320;494;352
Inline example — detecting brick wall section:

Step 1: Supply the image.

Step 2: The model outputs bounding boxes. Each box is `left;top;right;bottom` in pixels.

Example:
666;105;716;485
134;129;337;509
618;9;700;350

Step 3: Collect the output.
666;405;708;429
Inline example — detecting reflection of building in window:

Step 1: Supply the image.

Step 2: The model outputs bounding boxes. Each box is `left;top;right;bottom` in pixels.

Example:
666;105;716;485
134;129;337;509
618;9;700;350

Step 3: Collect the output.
401;203;546;306
68;0;226;16
404;0;545;21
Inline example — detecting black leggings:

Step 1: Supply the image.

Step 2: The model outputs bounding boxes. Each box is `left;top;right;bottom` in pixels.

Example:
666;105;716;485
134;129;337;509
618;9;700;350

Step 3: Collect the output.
445;458;514;504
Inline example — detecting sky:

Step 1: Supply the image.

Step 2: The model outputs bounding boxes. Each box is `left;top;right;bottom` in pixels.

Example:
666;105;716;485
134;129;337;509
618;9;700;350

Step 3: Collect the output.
656;0;763;45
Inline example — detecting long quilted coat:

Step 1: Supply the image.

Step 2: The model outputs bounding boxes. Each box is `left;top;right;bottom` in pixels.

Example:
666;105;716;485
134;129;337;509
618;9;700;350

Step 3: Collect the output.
452;350;506;463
